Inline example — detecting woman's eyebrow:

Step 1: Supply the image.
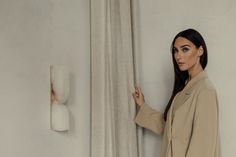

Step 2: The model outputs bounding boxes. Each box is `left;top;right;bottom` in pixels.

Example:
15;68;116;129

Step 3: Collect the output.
180;44;190;48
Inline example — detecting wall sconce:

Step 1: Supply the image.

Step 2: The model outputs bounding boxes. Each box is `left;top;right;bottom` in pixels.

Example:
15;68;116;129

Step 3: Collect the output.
50;65;70;131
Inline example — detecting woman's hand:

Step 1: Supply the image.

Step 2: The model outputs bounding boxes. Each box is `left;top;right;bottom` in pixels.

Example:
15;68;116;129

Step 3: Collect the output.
132;86;145;107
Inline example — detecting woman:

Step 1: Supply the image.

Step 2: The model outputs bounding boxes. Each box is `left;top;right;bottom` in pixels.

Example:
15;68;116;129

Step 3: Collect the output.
132;29;221;157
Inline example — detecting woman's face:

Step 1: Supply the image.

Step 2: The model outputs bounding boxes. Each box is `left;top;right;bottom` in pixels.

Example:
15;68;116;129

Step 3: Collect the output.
173;37;203;72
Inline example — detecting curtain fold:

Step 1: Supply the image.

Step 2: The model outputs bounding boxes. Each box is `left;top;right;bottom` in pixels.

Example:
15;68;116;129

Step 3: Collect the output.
90;0;143;157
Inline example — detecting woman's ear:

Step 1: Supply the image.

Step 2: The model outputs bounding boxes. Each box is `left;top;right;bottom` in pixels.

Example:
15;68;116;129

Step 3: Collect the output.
198;46;204;56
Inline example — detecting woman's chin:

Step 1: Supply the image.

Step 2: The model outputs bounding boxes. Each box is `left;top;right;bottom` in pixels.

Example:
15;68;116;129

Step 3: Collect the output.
178;67;188;71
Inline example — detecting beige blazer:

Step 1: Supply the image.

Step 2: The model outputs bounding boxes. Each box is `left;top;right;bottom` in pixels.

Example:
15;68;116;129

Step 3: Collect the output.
135;71;221;157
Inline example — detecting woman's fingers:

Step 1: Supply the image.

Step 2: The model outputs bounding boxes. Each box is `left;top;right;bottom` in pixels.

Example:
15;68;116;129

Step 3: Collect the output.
133;86;143;98
133;92;137;97
133;86;142;97
133;86;145;106
137;87;142;94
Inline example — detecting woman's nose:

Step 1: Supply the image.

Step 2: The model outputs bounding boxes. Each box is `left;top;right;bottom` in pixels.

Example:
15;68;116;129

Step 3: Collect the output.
175;52;183;61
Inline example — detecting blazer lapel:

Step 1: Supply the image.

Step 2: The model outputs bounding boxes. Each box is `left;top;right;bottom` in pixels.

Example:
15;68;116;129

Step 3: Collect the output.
173;91;192;111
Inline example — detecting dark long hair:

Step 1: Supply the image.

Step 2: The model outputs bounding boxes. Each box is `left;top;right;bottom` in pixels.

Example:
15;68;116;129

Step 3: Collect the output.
163;29;208;121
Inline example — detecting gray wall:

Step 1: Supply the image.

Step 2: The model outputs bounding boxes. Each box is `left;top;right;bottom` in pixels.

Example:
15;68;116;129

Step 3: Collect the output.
0;0;90;157
138;0;236;157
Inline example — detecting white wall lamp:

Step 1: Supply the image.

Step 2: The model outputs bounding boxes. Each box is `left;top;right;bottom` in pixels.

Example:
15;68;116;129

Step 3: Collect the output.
50;65;70;131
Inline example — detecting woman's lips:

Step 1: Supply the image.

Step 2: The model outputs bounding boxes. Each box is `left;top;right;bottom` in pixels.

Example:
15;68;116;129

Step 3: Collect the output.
177;62;185;66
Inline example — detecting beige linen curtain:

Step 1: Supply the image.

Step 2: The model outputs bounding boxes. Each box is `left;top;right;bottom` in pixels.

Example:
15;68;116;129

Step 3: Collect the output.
90;0;143;157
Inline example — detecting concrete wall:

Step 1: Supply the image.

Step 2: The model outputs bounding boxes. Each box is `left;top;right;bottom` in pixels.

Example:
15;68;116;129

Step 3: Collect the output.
0;0;90;157
138;0;236;157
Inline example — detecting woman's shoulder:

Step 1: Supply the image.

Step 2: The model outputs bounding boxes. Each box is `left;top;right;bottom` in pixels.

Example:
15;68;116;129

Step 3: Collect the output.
197;77;217;95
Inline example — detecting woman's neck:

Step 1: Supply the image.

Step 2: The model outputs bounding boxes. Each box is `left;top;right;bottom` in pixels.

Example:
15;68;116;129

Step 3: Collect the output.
188;65;203;80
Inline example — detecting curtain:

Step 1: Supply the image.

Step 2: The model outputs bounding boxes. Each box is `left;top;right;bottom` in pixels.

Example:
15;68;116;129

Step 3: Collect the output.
90;0;143;157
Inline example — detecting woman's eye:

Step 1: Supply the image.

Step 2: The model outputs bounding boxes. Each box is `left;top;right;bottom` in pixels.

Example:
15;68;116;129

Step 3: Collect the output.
182;48;189;52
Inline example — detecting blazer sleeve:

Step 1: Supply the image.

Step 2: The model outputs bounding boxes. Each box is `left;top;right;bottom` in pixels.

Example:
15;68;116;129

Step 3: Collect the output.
134;103;165;135
186;88;219;157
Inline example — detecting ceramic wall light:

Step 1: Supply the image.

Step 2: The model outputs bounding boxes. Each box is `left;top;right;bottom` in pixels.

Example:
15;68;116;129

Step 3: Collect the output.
50;65;70;131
